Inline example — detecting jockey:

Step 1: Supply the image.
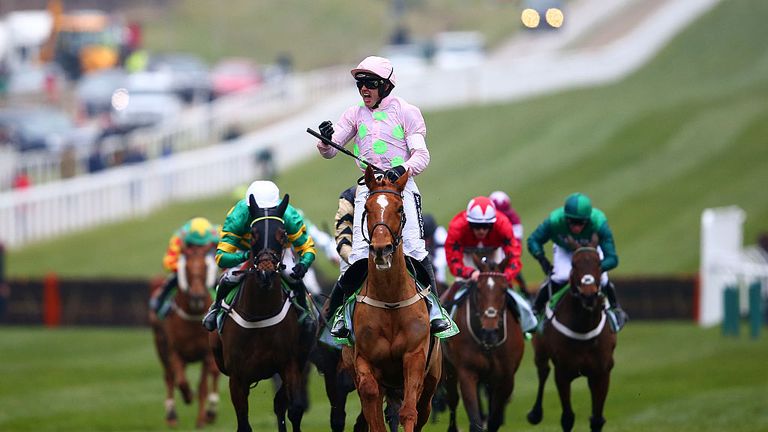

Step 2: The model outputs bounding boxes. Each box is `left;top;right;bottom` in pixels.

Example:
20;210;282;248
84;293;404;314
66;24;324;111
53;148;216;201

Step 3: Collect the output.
202;180;317;332
149;217;219;323
316;55;451;338
442;196;523;308
489;191;529;295
423;214;449;287
527;192;628;327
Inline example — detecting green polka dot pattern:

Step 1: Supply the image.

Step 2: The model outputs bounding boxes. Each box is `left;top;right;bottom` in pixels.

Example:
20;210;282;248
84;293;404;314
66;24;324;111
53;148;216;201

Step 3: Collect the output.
353;144;360;156
373;112;388;121
392;125;405;139
391;156;405;167
358;124;368;139
373;140;388;154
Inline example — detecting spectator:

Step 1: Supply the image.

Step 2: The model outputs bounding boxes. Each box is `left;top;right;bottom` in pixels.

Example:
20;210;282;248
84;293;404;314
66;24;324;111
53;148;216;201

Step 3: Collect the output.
60;145;77;179
12;169;31;190
87;146;106;173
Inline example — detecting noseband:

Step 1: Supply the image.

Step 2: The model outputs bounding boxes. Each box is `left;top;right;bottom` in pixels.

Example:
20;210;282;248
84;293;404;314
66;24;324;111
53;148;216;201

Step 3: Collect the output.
361;189;406;249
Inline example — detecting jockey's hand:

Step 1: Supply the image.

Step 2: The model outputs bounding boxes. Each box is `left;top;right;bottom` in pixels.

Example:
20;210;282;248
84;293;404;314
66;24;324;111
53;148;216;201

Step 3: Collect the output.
470;270;480;281
290;262;308;280
384;165;406;183
319;120;334;140
536;255;553;275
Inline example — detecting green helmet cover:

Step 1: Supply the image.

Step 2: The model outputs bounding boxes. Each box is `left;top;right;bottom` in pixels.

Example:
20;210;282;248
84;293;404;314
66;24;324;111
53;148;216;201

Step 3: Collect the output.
182;217;216;246
563;193;592;220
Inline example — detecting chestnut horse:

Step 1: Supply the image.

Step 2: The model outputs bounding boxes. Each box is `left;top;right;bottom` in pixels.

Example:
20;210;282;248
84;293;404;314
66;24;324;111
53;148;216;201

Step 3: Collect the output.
151;243;221;428
526;242;617;432
442;254;525;432
209;195;315;432
342;166;442;432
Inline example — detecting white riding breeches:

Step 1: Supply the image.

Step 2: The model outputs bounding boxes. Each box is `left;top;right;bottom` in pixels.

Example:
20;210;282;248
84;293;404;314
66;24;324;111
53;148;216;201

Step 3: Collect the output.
551;243;609;286
349;177;427;263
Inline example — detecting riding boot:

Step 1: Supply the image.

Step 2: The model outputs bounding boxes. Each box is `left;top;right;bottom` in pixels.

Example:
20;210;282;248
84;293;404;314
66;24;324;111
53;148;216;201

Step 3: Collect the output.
289;280;313;332
420;256;452;334
149;273;178;321
603;281;629;330
532;279;565;316
329;259;368;338
202;279;238;332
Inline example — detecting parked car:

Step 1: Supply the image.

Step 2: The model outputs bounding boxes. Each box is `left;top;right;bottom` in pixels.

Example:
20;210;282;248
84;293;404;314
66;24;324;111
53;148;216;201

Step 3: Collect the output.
75;68;128;118
0;107;97;153
110;71;183;131
6;62;66;97
146;53;213;103
210;58;262;97
433;31;486;70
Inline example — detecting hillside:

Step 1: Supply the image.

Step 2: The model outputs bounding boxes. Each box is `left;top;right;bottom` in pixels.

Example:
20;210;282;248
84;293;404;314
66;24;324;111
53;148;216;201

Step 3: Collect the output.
8;0;768;279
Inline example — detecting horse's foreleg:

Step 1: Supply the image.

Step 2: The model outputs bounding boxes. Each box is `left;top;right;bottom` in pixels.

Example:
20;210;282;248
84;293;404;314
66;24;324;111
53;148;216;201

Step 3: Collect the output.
443;360;460;432
273;384;288;432
554;368;576;432
400;350;427;432
527;344;550;425
414;356;440;432
457;368;483;432
355;356;386;432
206;355;220;424
283;361;309;432
229;378;253;432
169;353;192;405
487;378;514;432
587;372;610;432
194;357;211;428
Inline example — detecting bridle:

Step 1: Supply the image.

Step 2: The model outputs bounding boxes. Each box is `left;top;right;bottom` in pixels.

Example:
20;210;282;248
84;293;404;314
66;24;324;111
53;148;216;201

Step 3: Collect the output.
246;215;286;285
467;270;509;350
360;189;406;250
570;246;604;310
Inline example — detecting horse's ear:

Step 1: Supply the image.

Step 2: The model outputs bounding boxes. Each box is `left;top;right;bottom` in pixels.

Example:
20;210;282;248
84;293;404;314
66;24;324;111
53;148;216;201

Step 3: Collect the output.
394;167;409;191
276;194;289;217
248;195;259;217
471;253;484;270
364;165;377;189
590;233;599;248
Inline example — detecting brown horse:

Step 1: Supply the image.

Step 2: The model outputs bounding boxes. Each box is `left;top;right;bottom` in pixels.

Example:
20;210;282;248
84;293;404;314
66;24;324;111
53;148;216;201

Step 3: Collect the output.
151;243;221;428
209;195;315;432
526;243;617;432
342;165;442;432
442;254;525;432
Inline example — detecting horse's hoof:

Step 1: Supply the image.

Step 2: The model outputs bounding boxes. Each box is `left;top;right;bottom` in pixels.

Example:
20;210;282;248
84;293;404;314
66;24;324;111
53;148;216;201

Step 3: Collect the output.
206;409;217;424
165;409;178;427
527;408;543;425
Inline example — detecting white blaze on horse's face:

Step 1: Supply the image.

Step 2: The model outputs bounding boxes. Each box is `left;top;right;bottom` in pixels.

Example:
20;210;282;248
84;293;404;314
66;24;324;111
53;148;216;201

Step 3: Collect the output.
372;193;393;270
580;274;596;286
376;194;389;213
486;277;495;291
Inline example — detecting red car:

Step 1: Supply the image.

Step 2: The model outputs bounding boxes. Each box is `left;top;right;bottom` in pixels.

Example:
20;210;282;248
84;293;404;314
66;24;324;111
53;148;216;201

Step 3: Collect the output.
211;58;262;97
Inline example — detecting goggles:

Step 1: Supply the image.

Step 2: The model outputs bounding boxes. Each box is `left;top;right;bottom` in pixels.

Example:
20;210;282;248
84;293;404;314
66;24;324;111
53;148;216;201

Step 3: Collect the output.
566;217;588;226
356;78;385;90
469;223;493;231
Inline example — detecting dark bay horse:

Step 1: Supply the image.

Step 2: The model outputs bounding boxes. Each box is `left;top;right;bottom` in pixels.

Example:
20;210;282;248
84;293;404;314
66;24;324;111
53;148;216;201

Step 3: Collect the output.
209;195;315;432
442;254;524;432
527;242;617;432
151;243;221;428
342;165;442;432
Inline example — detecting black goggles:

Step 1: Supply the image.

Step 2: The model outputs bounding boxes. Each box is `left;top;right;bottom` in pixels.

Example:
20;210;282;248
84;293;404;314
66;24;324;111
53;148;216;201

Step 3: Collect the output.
469;223;493;231
566;217;588;226
356;78;384;90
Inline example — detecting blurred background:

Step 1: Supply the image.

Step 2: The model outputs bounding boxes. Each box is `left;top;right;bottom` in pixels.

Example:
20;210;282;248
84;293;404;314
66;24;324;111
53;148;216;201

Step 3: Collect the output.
0;0;767;430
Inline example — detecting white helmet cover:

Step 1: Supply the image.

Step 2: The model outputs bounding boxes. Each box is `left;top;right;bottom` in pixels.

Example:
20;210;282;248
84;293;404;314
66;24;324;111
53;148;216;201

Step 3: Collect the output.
245;180;281;208
466;196;497;224
350;56;397;87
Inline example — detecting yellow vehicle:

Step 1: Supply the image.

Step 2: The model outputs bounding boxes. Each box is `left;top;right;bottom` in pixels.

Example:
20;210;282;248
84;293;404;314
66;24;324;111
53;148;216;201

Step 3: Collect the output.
52;10;120;79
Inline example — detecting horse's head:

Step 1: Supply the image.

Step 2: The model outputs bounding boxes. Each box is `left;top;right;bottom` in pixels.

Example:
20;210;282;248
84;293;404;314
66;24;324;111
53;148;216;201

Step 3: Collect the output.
363;165;408;270
247;194;290;287
569;234;602;311
471;253;511;347
177;243;217;314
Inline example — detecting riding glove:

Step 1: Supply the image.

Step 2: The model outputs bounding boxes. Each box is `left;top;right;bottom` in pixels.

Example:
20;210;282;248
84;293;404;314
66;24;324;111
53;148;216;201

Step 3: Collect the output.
319;120;334;140
535;255;553;275
384;165;406;183
290;262;308;280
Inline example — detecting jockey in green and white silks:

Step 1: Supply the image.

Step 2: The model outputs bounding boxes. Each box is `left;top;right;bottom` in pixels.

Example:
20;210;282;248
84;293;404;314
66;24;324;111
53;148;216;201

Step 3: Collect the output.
202;180;317;332
527;193;628;329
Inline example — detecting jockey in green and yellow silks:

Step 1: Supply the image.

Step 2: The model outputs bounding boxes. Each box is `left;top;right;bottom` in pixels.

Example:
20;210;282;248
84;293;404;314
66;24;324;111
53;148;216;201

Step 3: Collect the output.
149;217;219;322
202;180;317;332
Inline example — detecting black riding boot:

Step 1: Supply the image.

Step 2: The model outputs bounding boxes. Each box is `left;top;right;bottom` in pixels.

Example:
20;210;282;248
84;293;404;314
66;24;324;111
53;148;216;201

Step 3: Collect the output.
202;279;238;332
603;281;629;329
532;279;565;316
328;260;368;338
149;273;178;314
420;256;452;334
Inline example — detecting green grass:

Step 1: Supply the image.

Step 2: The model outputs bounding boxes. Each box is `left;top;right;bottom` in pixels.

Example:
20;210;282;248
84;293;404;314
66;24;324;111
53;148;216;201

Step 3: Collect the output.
133;0;525;70
8;0;768;279
0;323;766;431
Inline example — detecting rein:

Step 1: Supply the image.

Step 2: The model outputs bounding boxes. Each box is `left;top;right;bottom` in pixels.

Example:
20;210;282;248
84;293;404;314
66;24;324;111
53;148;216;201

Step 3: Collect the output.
466;275;509;350
360;189;406;249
